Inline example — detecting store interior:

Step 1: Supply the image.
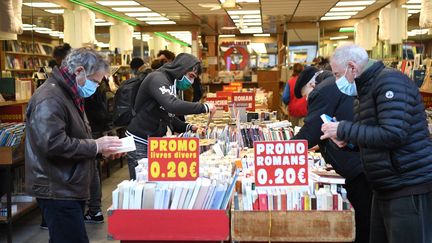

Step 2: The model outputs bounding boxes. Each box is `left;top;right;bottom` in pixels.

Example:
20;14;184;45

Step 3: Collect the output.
1;0;432;242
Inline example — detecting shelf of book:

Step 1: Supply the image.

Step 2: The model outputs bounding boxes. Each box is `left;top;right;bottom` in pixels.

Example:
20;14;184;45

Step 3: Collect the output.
0;99;29;107
5;52;51;58
231;209;355;242
107;208;230;242
0;201;37;222
5;69;36;72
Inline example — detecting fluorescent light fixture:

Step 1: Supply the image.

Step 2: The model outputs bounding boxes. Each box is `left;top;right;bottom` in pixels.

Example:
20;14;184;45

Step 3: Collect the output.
230;14;261;19
95;18;106;22
96;42;110;48
336;1;375;6
22;24;36;28
95;22;114;26
96;1;139;6
408;29;429;36
408;9;421;14
146;21;176;25
33;27;51;31
221;26;237;30
219;34;235;38
49;31;63;37
154;32;190;47
325;11;358;16
233;18;262;23
253;33;270;37
239;23;262;26
402;4;421;9
321;16;351;20
330;6;366;11
240;27;262;34
221;0;259;2
330;36;349;40
44;9;65;14
23;28;35;31
136;17;169;21
227;10;260;15
339;27;355;32
23;2;60;7
112;7;150;12
126;12;161;17
407;0;421;3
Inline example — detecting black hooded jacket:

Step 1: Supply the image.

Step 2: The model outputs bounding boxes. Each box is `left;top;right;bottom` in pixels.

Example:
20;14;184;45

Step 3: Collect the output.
337;61;432;198
293;71;363;183
127;53;209;139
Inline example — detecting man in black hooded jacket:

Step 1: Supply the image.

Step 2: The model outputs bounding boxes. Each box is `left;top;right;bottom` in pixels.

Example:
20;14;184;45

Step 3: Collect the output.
322;44;432;243
293;66;372;243
126;53;216;179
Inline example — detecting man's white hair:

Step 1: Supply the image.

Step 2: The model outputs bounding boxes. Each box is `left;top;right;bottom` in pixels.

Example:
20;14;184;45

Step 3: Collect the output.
331;44;369;70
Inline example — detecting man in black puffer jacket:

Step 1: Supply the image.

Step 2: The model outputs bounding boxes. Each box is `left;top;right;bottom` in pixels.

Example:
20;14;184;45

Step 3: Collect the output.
293;66;372;243
321;44;432;243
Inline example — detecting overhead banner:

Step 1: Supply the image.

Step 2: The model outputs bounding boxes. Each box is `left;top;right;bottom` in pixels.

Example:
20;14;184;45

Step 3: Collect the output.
232;92;255;111
148;138;199;181
254;140;308;187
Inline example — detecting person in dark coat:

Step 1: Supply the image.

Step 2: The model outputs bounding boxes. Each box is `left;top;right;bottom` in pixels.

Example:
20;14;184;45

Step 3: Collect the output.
322;44;432;243
293;67;372;243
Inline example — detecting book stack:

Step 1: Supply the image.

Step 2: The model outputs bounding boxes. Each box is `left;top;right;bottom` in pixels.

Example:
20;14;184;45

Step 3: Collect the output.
112;172;239;210
0;123;25;147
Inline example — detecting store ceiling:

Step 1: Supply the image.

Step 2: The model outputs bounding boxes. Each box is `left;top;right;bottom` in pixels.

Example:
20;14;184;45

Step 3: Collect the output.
21;0;427;40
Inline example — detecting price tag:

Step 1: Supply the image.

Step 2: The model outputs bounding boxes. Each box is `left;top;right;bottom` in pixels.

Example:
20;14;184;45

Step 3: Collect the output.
232;92;255;111
206;97;229;111
254;140;308;187
148;138;199;181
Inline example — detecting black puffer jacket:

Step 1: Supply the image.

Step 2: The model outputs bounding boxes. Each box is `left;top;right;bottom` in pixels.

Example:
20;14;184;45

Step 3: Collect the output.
337;61;432;198
294;73;363;183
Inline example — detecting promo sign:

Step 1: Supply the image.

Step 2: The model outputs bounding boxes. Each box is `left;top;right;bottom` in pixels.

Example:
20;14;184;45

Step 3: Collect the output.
232;92;255;111
223;86;240;92
254;140;308;187
216;91;233;101
206;97;229;111
148;138;199;181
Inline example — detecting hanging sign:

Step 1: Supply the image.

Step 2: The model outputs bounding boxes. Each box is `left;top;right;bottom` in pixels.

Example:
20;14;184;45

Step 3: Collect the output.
148;138;199;181
231;92;255;111
254;140;309;187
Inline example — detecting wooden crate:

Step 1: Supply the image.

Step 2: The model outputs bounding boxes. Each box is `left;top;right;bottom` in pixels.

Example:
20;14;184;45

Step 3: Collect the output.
0;145;24;165
231;210;355;242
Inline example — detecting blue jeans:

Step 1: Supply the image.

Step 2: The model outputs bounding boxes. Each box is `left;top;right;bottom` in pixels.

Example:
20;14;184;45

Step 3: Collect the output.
370;191;432;243
126;141;147;180
37;198;88;243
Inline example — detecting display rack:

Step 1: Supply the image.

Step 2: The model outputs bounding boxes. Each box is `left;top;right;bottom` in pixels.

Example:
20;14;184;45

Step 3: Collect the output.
107;208;230;242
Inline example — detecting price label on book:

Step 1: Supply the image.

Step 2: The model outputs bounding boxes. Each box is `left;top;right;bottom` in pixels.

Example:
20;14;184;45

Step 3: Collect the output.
232;92;255;111
148;138;199;181
254;140;308;187
206;97;229;111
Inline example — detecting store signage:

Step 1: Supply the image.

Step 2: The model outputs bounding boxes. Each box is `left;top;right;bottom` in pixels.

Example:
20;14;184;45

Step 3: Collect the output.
223;86;240;92
216;91;233;101
230;82;243;89
0;106;24;122
254;140;308;187
221;40;251;46
231;92;255;111
206;97;229;111
148;138;199;181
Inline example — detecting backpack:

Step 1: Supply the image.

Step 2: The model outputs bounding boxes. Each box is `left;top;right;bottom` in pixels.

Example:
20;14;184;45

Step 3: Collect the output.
112;72;149;126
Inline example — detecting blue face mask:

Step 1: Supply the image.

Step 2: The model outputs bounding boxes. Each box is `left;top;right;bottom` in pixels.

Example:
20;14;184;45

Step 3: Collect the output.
77;71;99;98
176;75;194;91
336;67;357;96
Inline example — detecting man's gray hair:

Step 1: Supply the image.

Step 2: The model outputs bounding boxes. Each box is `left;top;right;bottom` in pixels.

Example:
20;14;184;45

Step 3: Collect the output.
331;44;369;70
64;47;109;76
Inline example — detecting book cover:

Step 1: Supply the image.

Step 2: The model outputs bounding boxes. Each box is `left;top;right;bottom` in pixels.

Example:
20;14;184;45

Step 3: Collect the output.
193;178;211;209
258;191;268;211
187;178;202;209
141;183;156;209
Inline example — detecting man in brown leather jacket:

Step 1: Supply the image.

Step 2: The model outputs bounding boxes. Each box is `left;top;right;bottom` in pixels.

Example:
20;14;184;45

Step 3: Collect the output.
25;48;123;243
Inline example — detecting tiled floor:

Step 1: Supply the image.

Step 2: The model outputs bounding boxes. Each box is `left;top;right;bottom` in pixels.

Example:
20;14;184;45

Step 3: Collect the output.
0;162;128;243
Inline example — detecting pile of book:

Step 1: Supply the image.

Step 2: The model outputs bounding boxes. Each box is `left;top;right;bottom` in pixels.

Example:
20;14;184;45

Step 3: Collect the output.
0;123;25;147
112;173;239;210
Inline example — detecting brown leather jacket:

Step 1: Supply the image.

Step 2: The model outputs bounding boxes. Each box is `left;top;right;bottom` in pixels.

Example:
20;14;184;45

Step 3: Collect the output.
25;67;97;200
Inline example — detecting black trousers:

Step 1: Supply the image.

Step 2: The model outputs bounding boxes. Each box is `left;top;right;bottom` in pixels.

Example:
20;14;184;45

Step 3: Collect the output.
370;190;432;243
37;198;89;243
345;173;373;243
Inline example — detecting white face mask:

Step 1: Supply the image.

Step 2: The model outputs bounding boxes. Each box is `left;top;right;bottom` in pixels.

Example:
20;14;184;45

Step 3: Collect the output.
336;67;357;96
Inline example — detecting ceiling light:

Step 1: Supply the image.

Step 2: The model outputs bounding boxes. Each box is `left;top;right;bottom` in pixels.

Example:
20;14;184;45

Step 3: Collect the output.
339;27;355;32
336;1;375;6
222;0;259;2
95;22;114;26
221;26;237;30
95;18;106;22
408;9;421;14
112;7;150;12
239;23;262;26
408;29;429;36
240;27;262;34
23;2;60;8
330;36;349;40
126;12;161;17
146;21;176;25
330;6;366;11
233;18;262;23
137;17;169;21
227;10;260;15
402;4;421;9
321;16;351;20
407;0;421;3
44;9;64;14
219;34;235;38
325;11;358;16
96;1;139;6
22;24;36;28
230;14;261;19
254;33;270;37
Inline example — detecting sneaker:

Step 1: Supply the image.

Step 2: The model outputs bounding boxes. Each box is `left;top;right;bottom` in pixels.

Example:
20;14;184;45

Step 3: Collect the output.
39;221;48;230
84;211;104;224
